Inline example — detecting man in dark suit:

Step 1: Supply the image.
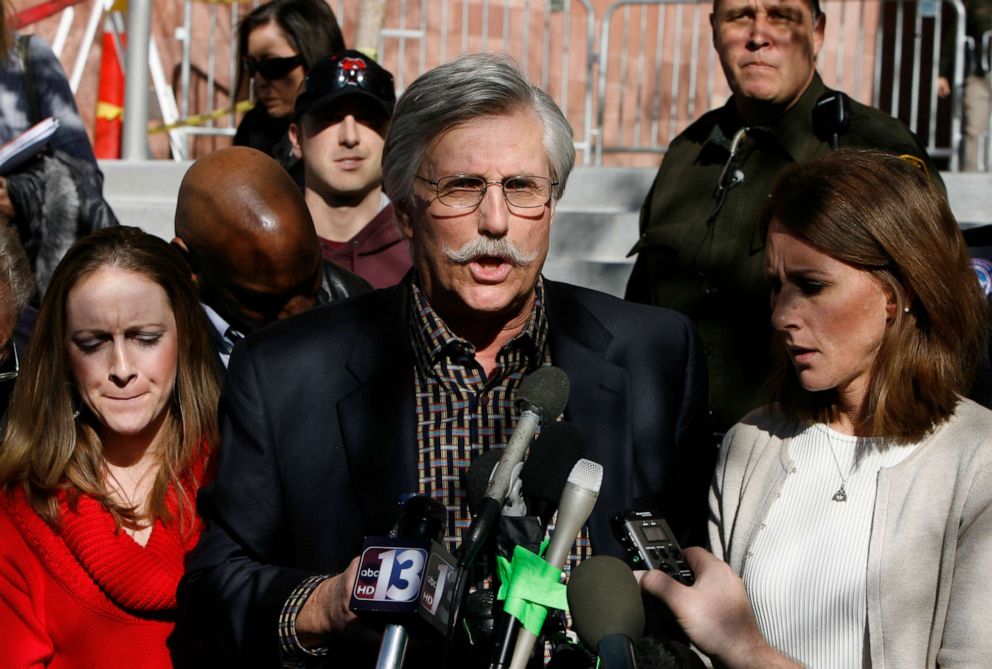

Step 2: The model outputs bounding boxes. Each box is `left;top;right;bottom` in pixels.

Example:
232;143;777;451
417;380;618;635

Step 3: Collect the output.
177;53;713;666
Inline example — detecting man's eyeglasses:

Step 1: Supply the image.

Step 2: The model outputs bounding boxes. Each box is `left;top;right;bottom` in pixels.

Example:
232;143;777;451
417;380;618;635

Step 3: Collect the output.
243;55;303;81
415;174;558;209
0;339;18;383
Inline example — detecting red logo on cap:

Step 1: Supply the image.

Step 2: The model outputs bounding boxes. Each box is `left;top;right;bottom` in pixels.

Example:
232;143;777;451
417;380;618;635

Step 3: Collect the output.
341;57;367;72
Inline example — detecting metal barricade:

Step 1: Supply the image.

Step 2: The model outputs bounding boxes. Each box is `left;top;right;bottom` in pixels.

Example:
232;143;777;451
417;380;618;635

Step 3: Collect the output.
39;0;971;167
371;0;597;164
170;0;597;163
595;0;724;164
969;29;992;170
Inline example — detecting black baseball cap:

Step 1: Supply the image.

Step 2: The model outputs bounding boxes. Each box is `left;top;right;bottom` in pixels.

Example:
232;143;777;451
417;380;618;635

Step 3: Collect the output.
294;50;396;120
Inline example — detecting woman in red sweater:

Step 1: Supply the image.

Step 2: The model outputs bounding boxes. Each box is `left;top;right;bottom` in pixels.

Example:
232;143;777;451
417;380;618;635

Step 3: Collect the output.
0;226;222;668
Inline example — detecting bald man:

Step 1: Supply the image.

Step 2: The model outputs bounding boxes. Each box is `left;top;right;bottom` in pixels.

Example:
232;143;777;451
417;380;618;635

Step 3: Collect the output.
174;147;370;365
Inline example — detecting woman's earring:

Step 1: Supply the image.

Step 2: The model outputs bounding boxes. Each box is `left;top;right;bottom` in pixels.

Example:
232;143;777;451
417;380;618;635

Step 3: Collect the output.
66;381;81;420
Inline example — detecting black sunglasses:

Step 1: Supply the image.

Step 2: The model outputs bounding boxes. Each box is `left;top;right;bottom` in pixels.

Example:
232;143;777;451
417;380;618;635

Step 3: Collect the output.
243;55;303;81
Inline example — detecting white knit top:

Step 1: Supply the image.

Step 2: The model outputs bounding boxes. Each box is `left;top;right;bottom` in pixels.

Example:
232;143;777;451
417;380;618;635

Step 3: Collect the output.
741;423;917;669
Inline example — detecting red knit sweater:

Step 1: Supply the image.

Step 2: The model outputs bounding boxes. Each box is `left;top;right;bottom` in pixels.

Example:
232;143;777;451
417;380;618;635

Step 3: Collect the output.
0;482;203;668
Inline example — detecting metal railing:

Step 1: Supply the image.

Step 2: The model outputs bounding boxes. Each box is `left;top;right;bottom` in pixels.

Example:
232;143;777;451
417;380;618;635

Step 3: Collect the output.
871;0;965;169
970;29;992;170
167;0;597;162
595;0;722;164
363;0;598;163
167;0;970;168
36;0;975;168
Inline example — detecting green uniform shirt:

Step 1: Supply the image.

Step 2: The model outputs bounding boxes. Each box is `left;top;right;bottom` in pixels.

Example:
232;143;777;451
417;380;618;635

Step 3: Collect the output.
625;74;941;432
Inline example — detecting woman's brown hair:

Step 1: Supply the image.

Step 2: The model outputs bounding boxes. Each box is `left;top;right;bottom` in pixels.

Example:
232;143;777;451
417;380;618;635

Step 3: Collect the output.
0;226;222;528
761;149;988;443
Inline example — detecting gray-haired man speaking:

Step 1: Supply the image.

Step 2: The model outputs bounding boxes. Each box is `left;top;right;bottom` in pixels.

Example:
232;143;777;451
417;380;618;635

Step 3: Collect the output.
178;53;713;666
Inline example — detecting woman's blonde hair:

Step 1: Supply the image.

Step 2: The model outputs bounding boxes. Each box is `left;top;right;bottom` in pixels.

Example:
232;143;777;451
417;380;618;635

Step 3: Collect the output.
761;149;989;442
0;226;221;529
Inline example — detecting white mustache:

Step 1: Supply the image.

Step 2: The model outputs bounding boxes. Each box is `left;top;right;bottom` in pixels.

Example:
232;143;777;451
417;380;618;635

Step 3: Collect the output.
443;236;538;267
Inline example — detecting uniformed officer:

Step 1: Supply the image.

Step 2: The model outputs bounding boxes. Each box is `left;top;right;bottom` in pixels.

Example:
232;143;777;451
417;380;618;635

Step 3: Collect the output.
625;0;941;433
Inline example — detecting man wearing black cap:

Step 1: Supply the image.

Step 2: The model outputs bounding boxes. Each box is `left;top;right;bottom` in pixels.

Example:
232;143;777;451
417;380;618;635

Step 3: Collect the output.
289;50;411;288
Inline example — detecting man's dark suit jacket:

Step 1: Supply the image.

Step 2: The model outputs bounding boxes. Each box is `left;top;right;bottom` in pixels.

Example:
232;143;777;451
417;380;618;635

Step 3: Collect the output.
176;279;713;666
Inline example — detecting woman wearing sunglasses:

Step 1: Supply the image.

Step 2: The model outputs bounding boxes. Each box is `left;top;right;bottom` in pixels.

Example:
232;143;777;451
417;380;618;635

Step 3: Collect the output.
233;0;344;186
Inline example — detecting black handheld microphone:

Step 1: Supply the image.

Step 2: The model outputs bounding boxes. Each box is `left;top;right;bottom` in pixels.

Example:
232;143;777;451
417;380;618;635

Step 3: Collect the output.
567;556;645;669
349;496;447;669
507;458;604;669
489;422;586;669
456;448;527;655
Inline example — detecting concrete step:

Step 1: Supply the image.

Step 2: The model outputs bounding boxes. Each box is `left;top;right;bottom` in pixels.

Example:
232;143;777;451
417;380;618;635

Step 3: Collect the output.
100;160;189;241
945;173;992;228
557;167;656;210
96;160;992;301
541;258;635;298
550;210;639;260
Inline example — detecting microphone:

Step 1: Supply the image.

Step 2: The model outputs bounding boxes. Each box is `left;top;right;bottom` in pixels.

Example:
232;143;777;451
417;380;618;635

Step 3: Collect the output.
567;556;644;669
466;449;528;521
507;458;604;669
466;448;505;516
489;422;586;668
348;496;447;669
459;366;570;570
455;450;522;656
447;368;569;648
547;641;595;669
520;421;586;526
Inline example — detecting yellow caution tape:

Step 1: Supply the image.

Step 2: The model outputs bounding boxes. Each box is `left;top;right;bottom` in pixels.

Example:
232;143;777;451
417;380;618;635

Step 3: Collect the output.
96;101;123;122
148;100;255;134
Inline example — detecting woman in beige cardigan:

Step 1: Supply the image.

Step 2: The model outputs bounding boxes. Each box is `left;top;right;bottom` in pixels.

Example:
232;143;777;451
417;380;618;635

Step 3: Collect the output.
641;149;992;668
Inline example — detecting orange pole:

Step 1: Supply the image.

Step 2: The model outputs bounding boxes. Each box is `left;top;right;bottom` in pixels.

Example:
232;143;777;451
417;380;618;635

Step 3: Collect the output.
93;30;124;159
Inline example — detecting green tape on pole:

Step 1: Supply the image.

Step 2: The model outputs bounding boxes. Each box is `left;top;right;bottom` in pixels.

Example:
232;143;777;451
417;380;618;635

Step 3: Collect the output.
495;544;569;635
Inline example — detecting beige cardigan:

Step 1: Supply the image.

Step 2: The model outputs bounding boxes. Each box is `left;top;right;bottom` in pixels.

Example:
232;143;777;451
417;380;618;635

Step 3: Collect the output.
712;398;992;668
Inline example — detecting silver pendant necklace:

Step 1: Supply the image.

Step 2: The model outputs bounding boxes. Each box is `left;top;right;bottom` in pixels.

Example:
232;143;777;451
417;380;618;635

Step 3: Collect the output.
825;437;853;502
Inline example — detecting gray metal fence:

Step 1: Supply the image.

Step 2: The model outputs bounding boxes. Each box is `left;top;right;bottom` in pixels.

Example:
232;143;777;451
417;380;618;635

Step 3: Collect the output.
163;0;971;169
